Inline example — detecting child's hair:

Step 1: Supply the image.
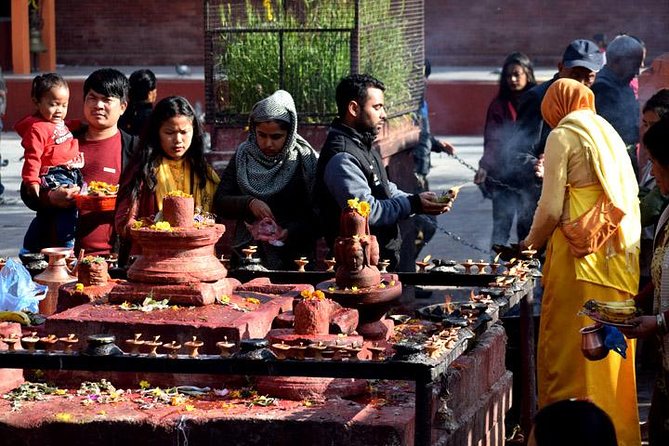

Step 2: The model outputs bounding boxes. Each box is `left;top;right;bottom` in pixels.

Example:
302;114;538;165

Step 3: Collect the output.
532;399;617;446
31;73;68;101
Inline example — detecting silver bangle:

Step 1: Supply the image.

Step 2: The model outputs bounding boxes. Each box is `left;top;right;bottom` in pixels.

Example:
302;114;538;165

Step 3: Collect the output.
657;313;668;335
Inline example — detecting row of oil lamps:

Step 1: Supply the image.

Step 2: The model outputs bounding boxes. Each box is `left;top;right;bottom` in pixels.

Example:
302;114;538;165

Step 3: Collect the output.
0;333;392;362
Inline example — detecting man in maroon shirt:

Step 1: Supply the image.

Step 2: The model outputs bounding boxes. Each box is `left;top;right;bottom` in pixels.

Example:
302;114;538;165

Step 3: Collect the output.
21;68;138;256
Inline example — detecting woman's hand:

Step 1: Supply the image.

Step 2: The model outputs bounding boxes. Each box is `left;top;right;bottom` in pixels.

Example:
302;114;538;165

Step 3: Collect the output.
618;315;657;339
249;198;274;220
474;167;487;185
534;154;545;179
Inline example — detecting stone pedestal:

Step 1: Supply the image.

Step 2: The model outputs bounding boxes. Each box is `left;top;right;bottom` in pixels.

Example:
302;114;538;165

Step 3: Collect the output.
0;323;24;393
128;224;227;284
317;274;402;340
108;278;238;306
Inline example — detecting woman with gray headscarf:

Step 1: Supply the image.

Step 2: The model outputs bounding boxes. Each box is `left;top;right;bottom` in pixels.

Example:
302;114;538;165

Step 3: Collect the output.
214;90;319;270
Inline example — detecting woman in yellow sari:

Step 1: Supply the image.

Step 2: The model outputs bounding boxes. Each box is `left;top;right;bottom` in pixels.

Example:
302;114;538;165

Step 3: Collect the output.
521;78;641;446
115;96;219;260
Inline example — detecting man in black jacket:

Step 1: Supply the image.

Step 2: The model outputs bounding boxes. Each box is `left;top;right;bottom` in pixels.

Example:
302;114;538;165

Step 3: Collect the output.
503;39;603;241
315;74;449;270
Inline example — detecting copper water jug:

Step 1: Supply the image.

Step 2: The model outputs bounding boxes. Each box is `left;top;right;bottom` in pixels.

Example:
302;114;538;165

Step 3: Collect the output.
33;247;77;316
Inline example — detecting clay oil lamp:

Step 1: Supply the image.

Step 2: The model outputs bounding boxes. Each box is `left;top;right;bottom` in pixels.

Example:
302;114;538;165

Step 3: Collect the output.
184;336;204;358
367;343;386;361
460;259;474;274
242;246;257;260
290;342;307;360
489;253;502;275
415;254;432;273
21;332;40;353
346;342;363;361
521;245;537;260
162;341;182;359
378;259;390;273
271;341;291;360
307;341;328;360
474;259;489;274
219;255;231;269
330;340;347;361
504;257;518;272
424;340;441;358
216;336;236;358
58;334;79;354
338;349;352;361
294;257;309;273
40;334;59;354
324;258;337;273
144;335;163;358
125;333;144;356
1;333;21;352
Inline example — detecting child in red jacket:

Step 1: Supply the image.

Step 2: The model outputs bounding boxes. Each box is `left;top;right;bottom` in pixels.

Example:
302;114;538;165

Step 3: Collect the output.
15;73;83;252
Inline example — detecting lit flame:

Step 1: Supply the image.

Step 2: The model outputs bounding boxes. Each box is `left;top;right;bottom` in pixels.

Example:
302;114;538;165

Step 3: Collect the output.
423;254;432;263
493;252;501;263
444;295;455;314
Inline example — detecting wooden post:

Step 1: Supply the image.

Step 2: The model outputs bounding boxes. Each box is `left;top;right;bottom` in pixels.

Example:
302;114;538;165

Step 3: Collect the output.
10;0;30;74
38;0;56;72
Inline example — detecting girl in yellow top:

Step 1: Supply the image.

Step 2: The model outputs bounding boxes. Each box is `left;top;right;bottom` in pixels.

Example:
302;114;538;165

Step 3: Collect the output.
115;96;219;260
521;78;641;446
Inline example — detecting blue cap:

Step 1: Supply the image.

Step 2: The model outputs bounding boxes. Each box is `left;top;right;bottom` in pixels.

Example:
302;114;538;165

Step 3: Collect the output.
562;39;604;72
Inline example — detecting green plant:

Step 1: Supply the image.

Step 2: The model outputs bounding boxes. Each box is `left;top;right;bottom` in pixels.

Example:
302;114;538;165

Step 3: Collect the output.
212;0;416;124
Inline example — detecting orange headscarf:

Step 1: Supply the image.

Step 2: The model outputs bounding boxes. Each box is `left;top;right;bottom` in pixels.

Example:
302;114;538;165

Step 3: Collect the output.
541;78;596;128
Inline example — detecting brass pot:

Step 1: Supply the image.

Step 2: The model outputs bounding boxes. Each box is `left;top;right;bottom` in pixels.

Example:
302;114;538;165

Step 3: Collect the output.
580;324;608;361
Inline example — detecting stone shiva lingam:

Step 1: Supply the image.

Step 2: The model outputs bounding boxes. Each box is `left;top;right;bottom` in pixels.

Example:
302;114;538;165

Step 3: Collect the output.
256;288;367;400
58;254;116;312
109;192;238;305
315;198;402;340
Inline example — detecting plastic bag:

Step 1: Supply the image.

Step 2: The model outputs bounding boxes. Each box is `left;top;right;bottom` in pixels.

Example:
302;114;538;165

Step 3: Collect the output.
0;258;47;313
603;325;627;359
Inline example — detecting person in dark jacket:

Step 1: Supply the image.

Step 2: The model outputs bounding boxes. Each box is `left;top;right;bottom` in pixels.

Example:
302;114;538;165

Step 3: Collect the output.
214;90;318;270
475;52;536;248
591;34;645;175
315;74;450;270
119;69;157;137
502;39;603;242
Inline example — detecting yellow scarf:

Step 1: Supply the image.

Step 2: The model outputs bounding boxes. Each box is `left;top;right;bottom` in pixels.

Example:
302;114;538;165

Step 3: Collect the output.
155;157;220;212
558;109;640;255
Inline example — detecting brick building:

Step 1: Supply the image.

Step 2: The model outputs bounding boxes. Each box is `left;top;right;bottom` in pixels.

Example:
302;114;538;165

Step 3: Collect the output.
2;1;667;70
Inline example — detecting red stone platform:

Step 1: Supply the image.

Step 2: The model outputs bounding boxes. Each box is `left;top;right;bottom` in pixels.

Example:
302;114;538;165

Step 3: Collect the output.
43;279;311;388
0;380;416;446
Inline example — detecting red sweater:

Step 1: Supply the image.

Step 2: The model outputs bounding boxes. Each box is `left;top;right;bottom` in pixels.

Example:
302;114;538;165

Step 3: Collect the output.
15;114;80;185
75;132;123;256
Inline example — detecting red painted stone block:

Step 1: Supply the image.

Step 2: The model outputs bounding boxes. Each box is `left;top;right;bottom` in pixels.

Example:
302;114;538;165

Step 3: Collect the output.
330;307;359;335
0;322;24;393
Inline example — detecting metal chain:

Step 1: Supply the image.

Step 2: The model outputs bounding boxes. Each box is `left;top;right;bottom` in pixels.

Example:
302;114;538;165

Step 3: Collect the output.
436;223;491;256
431;152;529;256
447;151;530;194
